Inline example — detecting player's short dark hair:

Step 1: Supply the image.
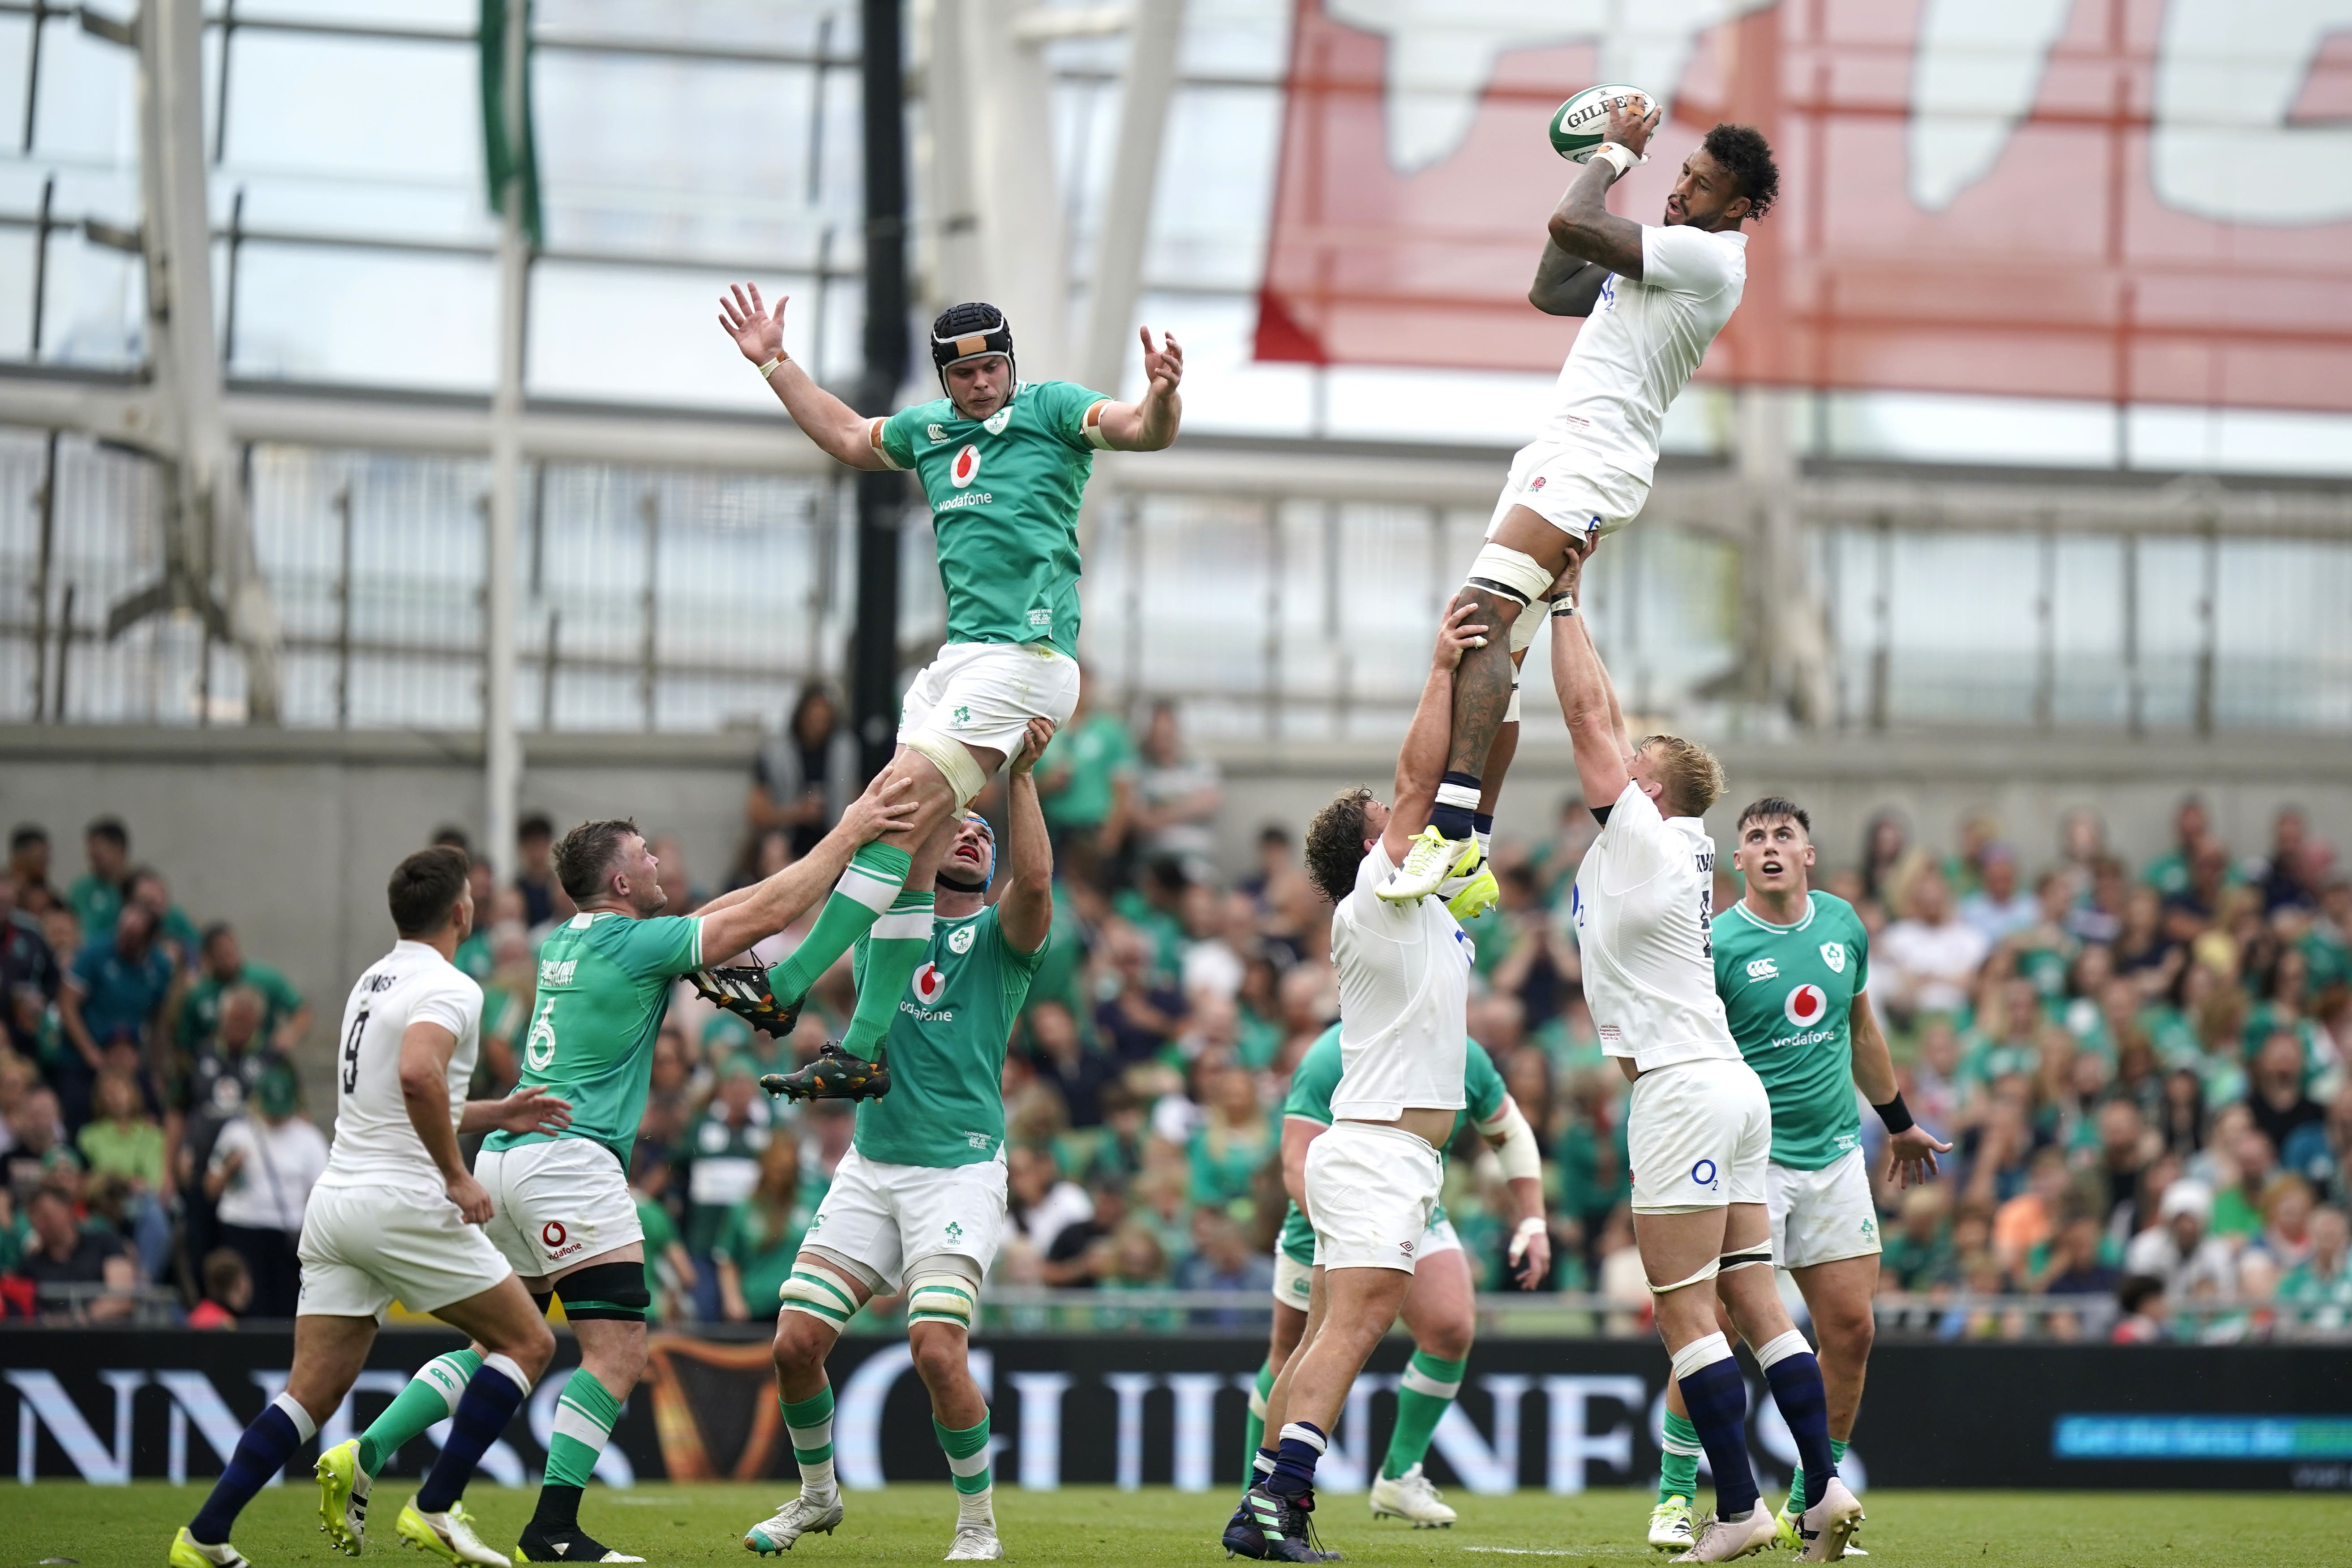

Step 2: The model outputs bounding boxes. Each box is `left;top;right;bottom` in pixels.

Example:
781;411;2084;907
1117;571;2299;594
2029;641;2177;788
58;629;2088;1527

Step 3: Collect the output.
1736;796;1811;837
1703;123;1778;220
556;817;641;902
10;823;47;851
1304;787;1377;906
85;816;128;849
388;845;470;937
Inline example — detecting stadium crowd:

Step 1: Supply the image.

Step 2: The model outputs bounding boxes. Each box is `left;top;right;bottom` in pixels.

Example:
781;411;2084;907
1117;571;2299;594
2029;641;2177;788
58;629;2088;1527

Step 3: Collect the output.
4;683;2349;1343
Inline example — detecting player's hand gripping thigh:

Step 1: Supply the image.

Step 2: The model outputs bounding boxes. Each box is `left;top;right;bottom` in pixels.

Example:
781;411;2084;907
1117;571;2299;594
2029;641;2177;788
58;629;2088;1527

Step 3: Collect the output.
1634;1207;1733;1354
432;1275;558;1383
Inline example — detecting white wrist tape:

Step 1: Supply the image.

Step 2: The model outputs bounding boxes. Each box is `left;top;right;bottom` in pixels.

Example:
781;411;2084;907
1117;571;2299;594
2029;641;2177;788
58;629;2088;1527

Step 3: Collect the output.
1589;141;1643;178
756;355;785;378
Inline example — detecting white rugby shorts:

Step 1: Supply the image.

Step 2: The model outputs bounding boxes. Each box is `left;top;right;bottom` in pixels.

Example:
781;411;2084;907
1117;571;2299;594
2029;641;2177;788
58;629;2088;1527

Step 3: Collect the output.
800;1146;1009;1294
899;641;1081;762
1627;1057;1771;1214
1768;1147;1883;1270
1485;443;1651;546
1305;1121;1444;1274
296;1181;512;1317
475;1137;644;1280
1276;1216;1459;1308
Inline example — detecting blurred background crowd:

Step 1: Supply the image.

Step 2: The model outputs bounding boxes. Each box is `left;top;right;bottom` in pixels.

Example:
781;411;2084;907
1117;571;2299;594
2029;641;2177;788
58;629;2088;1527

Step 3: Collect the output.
4;678;2349;1342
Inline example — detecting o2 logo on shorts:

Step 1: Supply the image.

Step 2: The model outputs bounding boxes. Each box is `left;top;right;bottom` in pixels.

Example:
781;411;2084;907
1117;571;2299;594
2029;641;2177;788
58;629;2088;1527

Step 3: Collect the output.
911;962;947;1005
950;444;982;488
541;1221;567;1249
1784;984;1828;1027
1691;1160;1719;1191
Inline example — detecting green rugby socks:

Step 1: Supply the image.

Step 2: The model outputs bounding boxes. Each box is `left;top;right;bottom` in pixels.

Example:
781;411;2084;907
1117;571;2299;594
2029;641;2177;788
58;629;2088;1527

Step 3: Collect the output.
539;1367;624;1506
1242;1359;1276;1491
1784;1435;1848;1515
1658;1408;1702;1505
783;1385;838;1499
356;1349;481;1477
769;842;913;1005
839;889;934;1059
1383;1350;1467;1480
935;1414;994;1526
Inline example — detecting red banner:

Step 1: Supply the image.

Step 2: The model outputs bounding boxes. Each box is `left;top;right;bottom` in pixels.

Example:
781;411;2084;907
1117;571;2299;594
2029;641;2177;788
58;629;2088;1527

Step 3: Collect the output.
1255;0;2352;412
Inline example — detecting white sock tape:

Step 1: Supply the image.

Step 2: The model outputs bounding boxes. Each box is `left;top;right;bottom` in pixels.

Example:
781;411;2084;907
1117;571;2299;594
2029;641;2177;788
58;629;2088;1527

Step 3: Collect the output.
1754;1329;1811;1371
270;1392;318;1444
1669;1331;1734;1383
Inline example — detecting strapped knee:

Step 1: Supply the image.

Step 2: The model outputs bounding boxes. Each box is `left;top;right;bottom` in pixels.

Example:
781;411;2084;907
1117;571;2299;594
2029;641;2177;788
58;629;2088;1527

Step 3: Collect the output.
1648;1255;1721;1297
904;729;988;813
1466;543;1557;610
906;1265;979;1330
1717;1246;1775;1276
780;1264;863;1327
555;1261;650;1323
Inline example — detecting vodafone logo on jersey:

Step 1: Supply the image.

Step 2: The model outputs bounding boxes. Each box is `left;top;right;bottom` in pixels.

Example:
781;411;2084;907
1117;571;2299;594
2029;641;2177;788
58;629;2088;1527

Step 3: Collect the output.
949;444;982;488
912;962;947;1005
1784;984;1828;1027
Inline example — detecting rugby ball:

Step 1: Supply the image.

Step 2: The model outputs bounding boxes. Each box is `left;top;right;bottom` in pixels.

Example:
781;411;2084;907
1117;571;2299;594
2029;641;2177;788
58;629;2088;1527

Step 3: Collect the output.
1549;83;1652;163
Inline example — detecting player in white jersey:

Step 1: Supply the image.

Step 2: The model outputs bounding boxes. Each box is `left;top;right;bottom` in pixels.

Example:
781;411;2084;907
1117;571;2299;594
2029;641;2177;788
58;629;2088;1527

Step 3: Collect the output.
1380;105;1780;904
1224;605;1485;1564
173;848;570;1568
1550;576;1861;1563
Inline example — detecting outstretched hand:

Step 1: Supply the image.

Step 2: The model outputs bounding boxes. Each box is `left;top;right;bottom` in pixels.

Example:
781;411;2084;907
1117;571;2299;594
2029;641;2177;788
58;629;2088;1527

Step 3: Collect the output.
1602;98;1662;160
1139;326;1184;399
1432;599;1491;671
1888;1124;1953;1188
719;282;787;365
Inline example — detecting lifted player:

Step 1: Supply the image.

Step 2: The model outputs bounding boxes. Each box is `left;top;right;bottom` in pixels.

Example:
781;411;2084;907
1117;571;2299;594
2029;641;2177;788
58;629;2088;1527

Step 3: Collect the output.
180;848;566;1568
718;284;1179;1100
1379;104;1779;905
1242;1022;1549;1530
738;718;1056;1564
321;788;914;1564
1223;605;1483;1564
1646;798;1949;1555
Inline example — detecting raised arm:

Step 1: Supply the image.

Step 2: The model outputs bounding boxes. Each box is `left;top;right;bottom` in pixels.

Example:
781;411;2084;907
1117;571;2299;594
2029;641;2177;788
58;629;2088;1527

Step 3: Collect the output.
1528;236;1611;317
1383;601;1488;862
1550;599;1634;816
1545;102;1661;279
697;775;918;960
720;282;891;471
997;718;1057;955
1090;328;1184;451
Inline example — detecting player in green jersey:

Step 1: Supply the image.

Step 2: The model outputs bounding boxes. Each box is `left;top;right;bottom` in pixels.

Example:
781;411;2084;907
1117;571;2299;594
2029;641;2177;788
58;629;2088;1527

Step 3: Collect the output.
1238;1023;1548;1529
326;785;913;1567
719;283;1181;1100
1644;797;1950;1557
743;719;1057;1564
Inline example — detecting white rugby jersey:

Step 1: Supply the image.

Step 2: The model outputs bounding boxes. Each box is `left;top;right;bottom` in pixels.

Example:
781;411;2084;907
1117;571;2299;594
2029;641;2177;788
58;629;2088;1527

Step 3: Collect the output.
1328;841;1471;1121
1532;224;1746;484
314;939;483;1195
1571;781;1741;1073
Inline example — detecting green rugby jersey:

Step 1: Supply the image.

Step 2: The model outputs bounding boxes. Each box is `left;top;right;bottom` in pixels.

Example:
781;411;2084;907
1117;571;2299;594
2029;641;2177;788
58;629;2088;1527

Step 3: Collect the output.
483;910;703;1167
1275;1024;1506;1266
850;902;1047;1168
874;380;1113;659
1710;891;1871;1171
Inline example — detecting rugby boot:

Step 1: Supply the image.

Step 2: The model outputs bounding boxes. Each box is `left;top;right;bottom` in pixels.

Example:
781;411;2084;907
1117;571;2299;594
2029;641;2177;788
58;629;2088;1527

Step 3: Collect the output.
1441;865;1501;922
691;967;805;1039
1378;826;1480;904
170;1529;251;1568
1648;1495;1696;1553
396;1498;509;1567
743;1493;845;1554
315;1438;369;1555
943;1525;1002;1561
764;1042;891;1103
1232;1484;1340;1564
516;1521;644;1563
1368;1464;1456;1527
1670;1506;1777;1563
1794;1478;1864;1562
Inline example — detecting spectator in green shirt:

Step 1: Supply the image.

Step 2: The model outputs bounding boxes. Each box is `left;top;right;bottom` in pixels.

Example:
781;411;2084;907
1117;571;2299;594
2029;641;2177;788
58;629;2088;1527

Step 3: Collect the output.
1184;1055;1274;1212
177;924;310;1058
1035;673;1135;856
2279;1206;2352;1333
65;816;131;943
124;867;202;974
74;1068;171;1278
716;1132;813;1322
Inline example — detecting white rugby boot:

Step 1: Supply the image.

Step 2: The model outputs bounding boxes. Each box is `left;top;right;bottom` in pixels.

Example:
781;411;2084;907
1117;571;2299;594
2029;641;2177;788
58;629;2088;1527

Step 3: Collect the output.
1670;1506;1777;1563
944;1526;1002;1561
1378;826;1481;903
1647;1495;1696;1553
743;1493;845;1555
1368;1464;1456;1527
1794;1478;1865;1562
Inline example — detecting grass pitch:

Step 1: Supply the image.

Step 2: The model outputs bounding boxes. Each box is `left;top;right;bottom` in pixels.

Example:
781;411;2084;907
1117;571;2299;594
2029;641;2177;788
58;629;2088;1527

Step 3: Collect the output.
9;1482;2336;1568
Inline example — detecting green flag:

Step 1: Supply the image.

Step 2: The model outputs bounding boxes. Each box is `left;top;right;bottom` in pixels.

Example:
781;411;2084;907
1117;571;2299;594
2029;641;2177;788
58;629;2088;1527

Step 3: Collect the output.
480;0;542;246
